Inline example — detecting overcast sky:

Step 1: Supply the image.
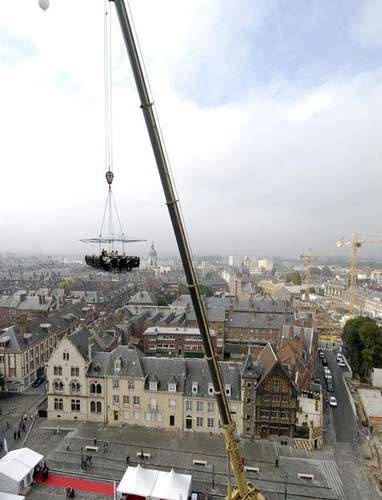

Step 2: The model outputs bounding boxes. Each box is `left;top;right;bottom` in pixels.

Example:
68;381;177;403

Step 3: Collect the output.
1;0;382;259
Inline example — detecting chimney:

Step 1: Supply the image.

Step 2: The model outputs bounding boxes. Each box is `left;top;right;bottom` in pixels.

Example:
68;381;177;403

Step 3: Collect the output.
88;334;94;363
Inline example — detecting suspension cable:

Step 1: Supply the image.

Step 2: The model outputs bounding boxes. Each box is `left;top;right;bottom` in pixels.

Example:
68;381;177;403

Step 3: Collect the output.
104;0;113;172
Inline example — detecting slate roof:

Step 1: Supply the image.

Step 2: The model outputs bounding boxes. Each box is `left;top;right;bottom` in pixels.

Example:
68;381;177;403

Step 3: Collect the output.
128;291;155;305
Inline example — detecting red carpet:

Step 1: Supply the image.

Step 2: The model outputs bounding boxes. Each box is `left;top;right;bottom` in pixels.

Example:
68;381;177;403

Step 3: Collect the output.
36;472;114;496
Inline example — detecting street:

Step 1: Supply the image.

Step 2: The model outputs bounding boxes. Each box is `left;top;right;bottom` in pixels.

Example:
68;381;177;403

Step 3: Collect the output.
318;349;358;443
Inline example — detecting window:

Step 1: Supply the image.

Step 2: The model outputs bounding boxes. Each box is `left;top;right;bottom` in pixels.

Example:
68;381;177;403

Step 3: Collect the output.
144;411;152;422
149;381;158;391
71;382;80;393
208;383;214;396
156;413;163;423
63;352;69;361
281;394;288;403
197;417;203;427
90;401;96;413
168;383;176;392
280;410;289;420
124;409;130;420
71;367;79;377
230;405;237;416
207;418;214;428
272;379;280;391
128;380;135;390
123;395;130;405
54;366;62;376
225;384;231;397
90;383;96;394
112;379;119;389
133;396;140;406
168;399;176;408
271;410;279;419
54;398;63;410
272;394;281;403
192;382;198;395
170;415;175;426
133;411;140;420
263;395;271;405
196;401;203;412
207;402;214;413
260;409;269;419
114;358;121;373
113;395;120;405
96;401;102;413
185;400;192;411
71;399;80;412
54;380;64;392
96;383;102;394
150;398;158;409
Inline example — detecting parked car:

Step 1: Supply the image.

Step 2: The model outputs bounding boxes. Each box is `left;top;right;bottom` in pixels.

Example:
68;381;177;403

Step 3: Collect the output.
32;376;45;387
338;361;346;367
336;353;343;361
319;351;325;359
326;381;334;392
322;357;328;366
329;396;338;407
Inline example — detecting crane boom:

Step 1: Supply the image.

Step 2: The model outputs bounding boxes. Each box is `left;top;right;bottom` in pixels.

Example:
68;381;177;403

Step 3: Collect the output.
111;1;264;498
336;233;382;314
300;252;333;302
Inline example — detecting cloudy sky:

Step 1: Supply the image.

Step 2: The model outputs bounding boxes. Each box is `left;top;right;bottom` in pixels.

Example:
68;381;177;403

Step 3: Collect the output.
1;0;382;259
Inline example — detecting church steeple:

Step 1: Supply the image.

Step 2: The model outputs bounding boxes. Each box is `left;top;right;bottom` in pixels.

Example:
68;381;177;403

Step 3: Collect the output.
148;241;157;267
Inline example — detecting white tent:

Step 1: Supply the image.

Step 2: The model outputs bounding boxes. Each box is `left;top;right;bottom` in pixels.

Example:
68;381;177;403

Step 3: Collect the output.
0;448;43;495
116;465;159;499
0;461;31;495
151;469;192;500
0;493;25;500
1;449;43;470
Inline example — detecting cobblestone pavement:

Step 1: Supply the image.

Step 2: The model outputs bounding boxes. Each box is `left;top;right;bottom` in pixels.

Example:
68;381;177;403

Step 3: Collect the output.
0;393;44;453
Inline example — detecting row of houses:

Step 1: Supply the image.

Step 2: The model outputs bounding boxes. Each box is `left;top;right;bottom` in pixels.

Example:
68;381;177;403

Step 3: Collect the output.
46;328;322;449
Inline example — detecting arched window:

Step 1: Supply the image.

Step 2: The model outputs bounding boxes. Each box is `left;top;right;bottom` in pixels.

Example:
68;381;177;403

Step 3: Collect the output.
90;383;96;394
96;401;102;413
90;401;96;413
71;381;81;393
54;380;64;391
96;384;102;394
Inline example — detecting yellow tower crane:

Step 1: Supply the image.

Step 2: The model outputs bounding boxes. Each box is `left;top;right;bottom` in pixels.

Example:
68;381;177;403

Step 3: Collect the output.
300;251;333;302
337;233;382;315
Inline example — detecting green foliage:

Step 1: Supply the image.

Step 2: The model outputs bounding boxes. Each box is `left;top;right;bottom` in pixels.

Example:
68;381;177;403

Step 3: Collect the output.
343;316;382;380
58;280;68;289
286;271;302;285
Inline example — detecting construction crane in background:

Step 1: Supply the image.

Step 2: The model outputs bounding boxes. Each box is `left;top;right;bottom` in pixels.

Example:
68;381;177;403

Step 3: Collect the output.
337;233;382;315
300;251;333;302
39;1;265;499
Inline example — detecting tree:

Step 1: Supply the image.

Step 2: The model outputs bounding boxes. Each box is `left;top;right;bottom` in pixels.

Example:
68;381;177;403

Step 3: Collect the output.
177;283;214;297
343;316;382;380
286;271;302;285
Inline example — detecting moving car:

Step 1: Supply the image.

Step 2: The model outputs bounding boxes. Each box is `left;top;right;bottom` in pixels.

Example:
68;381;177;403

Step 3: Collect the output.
32;376;45;387
329;396;338;407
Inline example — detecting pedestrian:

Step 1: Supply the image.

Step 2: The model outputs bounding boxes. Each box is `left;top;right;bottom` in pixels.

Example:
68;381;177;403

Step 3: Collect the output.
126;455;129;465
103;441;108;454
65;441;70;451
17;430;20;440
275;458;279;468
6;422;9;430
93;437;97;446
13;431;16;441
22;422;25;432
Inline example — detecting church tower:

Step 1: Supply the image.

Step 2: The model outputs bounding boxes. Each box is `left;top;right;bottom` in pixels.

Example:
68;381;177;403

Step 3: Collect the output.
148;241;158;267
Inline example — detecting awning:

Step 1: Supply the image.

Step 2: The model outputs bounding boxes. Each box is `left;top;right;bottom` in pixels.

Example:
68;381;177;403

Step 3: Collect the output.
117;465;159;497
151;469;192;500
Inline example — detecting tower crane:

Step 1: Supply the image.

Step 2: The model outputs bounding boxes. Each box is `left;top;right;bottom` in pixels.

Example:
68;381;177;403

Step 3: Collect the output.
300;251;333;302
39;1;265;499
337;233;382;315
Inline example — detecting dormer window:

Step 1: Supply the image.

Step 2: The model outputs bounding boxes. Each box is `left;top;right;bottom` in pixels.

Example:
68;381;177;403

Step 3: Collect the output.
225;384;231;398
63;352;69;361
208;383;214;396
168;383;176;392
114;358;122;374
192;382;198;395
149;381;158;391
